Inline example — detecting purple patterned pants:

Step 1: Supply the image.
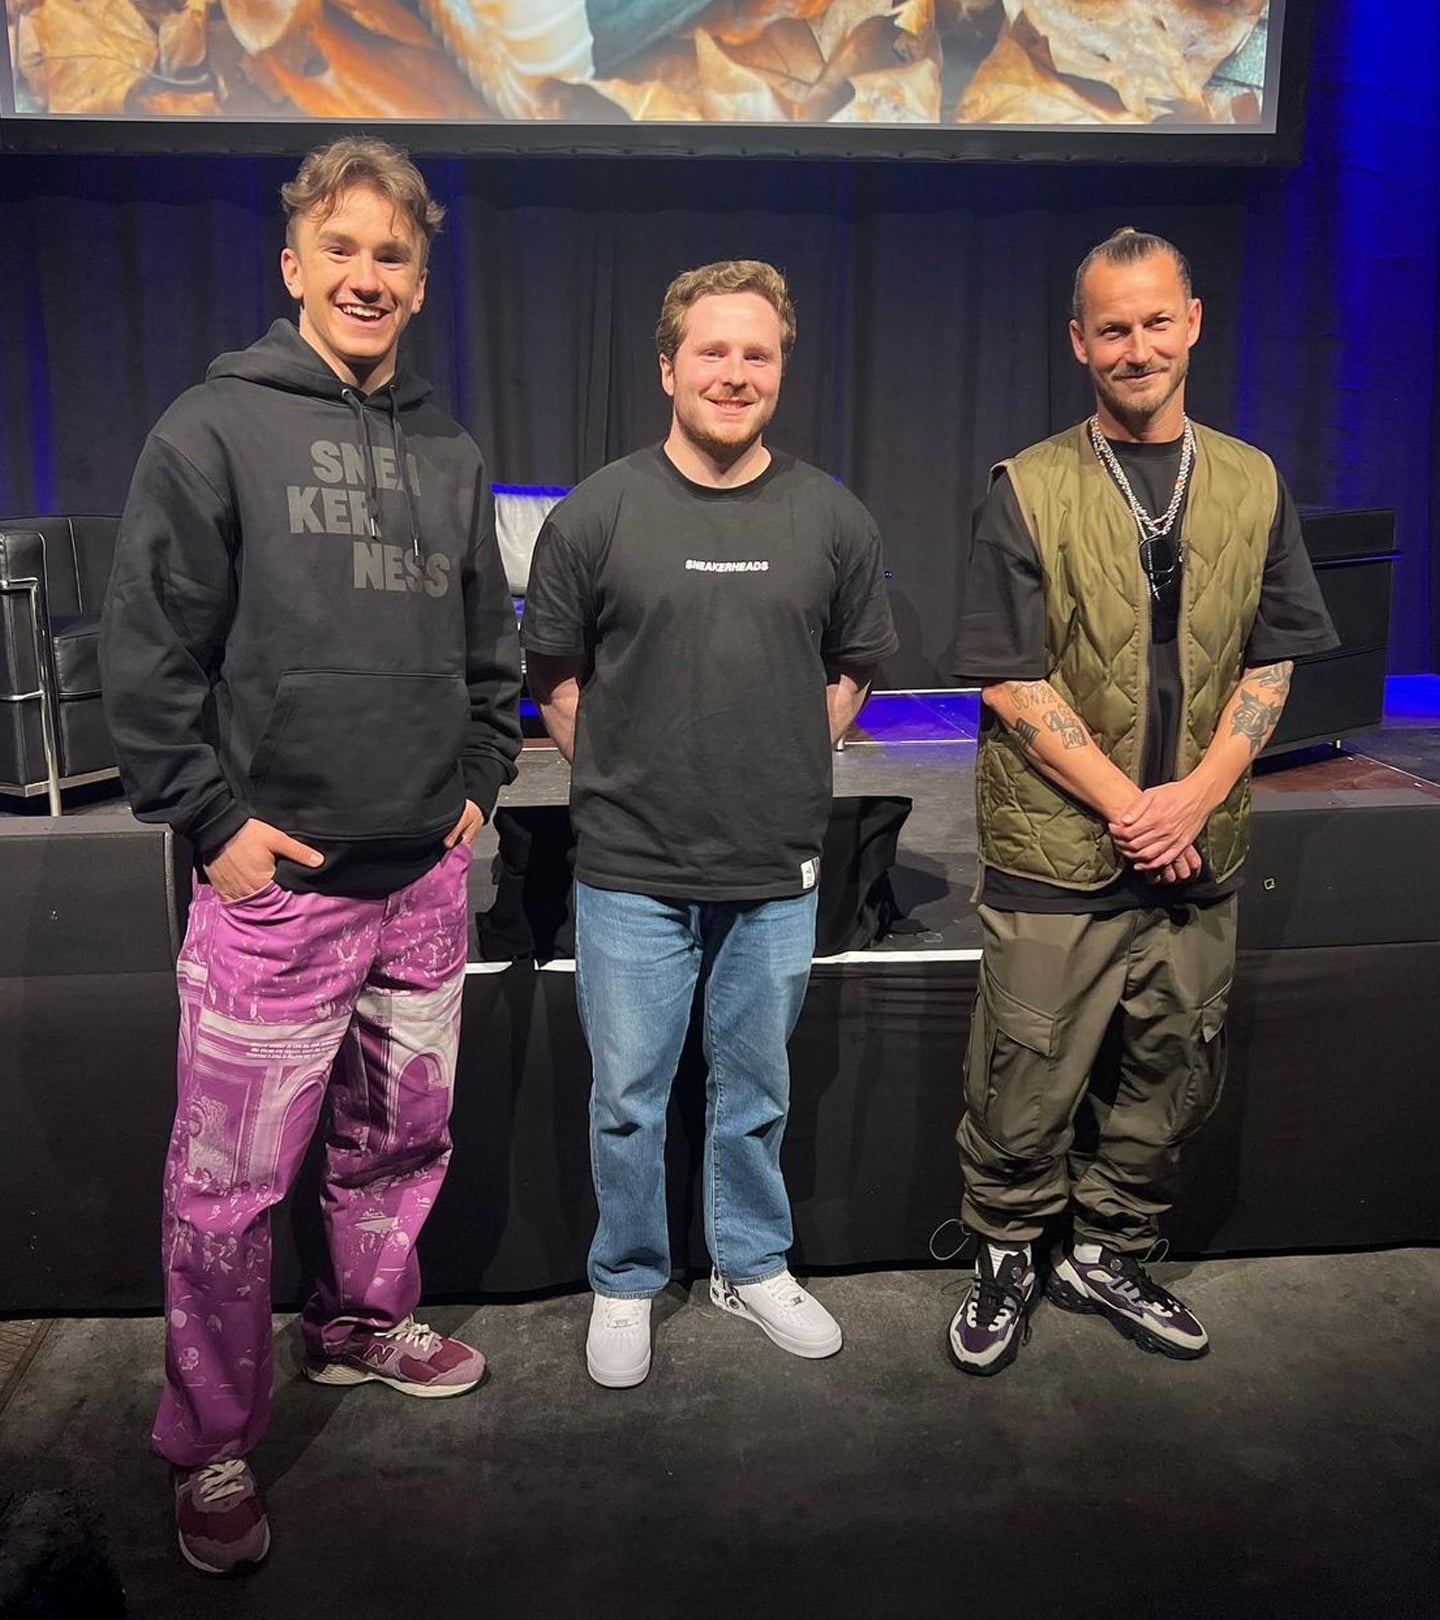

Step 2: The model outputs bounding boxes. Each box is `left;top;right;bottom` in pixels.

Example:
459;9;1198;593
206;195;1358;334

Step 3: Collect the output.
152;844;471;1467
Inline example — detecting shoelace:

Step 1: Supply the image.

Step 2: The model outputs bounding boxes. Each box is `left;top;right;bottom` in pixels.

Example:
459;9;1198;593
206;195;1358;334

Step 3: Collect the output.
751;1273;807;1310
1103;1255;1179;1316
192;1459;251;1507
969;1266;1028;1329
969;1289;1015;1329
927;1216;968;1263
601;1301;648;1329
380;1316;441;1352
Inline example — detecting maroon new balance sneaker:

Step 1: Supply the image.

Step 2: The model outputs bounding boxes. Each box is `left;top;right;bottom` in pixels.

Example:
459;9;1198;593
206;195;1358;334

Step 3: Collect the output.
304;1316;485;1397
173;1458;270;1575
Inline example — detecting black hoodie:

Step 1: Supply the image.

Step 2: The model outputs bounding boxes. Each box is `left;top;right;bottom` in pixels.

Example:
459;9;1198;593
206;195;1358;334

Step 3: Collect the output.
101;320;522;896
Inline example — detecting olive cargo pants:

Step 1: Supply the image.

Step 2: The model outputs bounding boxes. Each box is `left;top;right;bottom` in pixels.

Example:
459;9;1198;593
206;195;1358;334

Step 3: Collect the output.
957;896;1237;1251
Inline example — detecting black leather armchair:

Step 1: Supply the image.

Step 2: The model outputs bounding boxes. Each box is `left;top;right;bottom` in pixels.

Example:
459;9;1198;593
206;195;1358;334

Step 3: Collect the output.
0;516;120;814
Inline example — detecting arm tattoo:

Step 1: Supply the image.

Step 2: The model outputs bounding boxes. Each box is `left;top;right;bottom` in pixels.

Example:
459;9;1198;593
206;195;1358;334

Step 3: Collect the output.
1003;680;1088;755
1010;680;1054;711
1253;662;1294;694
1229;663;1294;756
1230;691;1285;756
1044;707;1088;750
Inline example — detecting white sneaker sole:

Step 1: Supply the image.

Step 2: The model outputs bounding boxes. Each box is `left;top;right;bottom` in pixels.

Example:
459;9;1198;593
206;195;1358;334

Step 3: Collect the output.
302;1361;481;1397
709;1277;843;1359
585;1347;651;1389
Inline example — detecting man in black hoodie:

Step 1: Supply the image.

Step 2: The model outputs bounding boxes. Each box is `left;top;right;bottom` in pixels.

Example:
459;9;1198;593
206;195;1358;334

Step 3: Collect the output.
100;139;522;1576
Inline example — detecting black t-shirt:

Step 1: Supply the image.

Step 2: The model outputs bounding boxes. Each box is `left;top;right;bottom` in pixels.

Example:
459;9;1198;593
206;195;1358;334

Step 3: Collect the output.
521;445;899;900
955;435;1339;913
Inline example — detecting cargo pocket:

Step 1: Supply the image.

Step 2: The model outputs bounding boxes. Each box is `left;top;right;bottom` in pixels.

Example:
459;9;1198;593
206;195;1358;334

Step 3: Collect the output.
963;967;1061;1159
1172;978;1231;1144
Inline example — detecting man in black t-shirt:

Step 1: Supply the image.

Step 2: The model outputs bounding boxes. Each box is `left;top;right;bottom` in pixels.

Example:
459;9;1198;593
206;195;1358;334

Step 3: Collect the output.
523;260;897;1389
946;229;1337;1378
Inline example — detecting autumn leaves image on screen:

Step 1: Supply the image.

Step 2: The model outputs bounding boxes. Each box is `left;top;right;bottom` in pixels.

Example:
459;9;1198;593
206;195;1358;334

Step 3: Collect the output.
5;0;1269;126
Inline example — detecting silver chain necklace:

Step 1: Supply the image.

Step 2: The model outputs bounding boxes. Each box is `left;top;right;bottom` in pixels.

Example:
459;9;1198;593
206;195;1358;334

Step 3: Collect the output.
1088;414;1195;601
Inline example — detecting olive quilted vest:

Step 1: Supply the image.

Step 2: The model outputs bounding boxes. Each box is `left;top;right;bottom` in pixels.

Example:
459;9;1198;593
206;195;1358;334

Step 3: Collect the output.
975;420;1274;889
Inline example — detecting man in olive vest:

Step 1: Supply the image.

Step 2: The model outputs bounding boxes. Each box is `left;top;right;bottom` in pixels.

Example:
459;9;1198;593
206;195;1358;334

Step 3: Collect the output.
947;229;1337;1376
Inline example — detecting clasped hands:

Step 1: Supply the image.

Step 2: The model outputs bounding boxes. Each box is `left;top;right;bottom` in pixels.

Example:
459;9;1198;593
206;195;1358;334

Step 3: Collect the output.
1108;775;1217;888
204;801;483;902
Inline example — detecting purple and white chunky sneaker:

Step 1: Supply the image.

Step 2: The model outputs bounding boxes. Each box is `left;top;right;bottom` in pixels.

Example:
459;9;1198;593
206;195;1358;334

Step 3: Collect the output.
947;1241;1037;1377
1046;1246;1209;1359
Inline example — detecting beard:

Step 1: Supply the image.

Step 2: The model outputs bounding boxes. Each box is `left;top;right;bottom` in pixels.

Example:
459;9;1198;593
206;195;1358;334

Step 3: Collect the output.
673;392;776;467
1092;349;1189;437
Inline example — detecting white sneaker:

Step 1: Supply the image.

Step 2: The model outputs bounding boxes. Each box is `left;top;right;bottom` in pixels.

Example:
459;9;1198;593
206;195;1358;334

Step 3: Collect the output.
586;1294;653;1388
709;1269;843;1359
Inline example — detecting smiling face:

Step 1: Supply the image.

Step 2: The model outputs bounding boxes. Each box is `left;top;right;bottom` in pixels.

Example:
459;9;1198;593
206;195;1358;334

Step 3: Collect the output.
1069;251;1202;442
280;184;427;393
660;291;783;484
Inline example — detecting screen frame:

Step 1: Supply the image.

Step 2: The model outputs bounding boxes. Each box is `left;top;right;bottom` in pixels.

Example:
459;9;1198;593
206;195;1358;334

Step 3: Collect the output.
0;0;1312;166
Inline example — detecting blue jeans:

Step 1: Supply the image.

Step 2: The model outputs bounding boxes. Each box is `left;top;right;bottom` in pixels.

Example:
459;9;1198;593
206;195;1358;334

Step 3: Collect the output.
574;881;819;1298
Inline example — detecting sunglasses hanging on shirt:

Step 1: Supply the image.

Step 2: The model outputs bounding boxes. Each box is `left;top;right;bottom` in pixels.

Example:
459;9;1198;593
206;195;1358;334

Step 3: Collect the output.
1088;415;1196;604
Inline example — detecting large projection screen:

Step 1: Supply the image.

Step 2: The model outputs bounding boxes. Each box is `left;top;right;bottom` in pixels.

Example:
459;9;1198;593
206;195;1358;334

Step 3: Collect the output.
1;0;1303;161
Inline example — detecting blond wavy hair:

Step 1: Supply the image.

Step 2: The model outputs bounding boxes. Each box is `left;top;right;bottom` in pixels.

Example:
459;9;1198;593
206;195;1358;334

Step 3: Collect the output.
281;138;445;263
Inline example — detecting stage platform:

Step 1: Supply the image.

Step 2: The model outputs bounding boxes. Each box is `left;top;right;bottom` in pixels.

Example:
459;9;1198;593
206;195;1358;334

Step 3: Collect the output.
4;681;1440;1313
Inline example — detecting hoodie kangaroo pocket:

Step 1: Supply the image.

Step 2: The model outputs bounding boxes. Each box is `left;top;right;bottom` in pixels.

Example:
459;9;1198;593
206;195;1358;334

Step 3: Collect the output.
249;669;468;838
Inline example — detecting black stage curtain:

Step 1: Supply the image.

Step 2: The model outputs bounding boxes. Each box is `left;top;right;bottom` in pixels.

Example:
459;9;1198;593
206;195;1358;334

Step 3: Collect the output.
2;2;1438;682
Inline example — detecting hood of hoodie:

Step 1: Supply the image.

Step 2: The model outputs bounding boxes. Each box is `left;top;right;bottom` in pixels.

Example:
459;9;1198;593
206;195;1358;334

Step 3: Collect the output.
208;319;432;555
207;317;434;409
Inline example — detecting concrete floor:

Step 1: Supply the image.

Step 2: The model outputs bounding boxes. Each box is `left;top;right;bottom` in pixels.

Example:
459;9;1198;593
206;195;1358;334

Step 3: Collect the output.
4;1251;1440;1618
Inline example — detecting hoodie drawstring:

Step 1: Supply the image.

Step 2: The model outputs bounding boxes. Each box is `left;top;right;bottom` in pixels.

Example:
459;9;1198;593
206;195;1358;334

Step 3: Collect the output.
341;387;382;543
342;386;422;559
388;393;422;559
